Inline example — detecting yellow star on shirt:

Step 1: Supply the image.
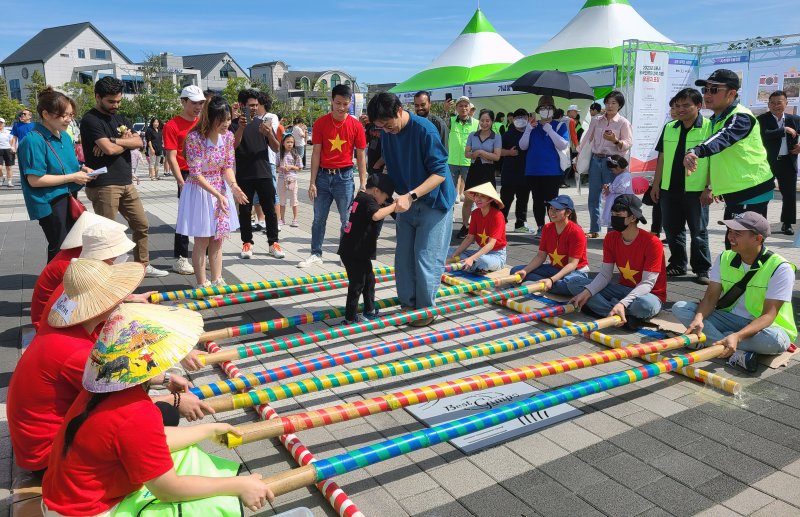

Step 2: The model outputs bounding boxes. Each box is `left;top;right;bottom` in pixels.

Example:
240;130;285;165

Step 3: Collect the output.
549;249;565;267
618;260;640;283
477;230;489;246
329;133;347;153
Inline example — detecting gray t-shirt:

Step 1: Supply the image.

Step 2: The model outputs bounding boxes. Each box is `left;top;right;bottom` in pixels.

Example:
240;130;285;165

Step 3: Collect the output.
466;131;501;164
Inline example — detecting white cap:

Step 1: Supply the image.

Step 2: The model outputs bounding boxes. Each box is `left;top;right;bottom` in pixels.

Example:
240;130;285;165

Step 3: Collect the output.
567;105;579;112
180;85;205;102
456;96;470;106
0;118;5;124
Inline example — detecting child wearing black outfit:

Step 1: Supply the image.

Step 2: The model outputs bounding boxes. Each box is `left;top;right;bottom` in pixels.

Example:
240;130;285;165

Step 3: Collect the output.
338;173;396;323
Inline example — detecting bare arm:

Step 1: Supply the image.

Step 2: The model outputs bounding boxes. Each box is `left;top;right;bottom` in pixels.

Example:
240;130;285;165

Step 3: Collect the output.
519;250;548;277
449;234;476;258
355;148;367;190
164;149;184;186
372;201;396;221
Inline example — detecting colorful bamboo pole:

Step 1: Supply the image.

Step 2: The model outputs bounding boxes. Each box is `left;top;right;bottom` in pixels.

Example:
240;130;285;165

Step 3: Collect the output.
258;345;725;497
191;294;559;399
496;297;742;396
203;315;621;413
224;333;704;446
151;266;395;303
204;342;364;517
180;275;393;312
201;276;521;366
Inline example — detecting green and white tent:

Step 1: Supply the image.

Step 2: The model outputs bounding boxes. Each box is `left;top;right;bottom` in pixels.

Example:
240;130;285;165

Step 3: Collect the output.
390;8;524;102
466;0;671;111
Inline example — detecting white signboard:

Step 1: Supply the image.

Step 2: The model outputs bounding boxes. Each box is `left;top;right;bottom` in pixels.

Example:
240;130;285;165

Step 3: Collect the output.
396;86;464;104
630;50;669;173
404;365;582;454
465;66;617;99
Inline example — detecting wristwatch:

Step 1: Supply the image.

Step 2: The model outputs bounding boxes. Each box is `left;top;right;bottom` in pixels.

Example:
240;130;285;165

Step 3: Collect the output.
162;372;171;386
409;191;418;202
110;137;117;144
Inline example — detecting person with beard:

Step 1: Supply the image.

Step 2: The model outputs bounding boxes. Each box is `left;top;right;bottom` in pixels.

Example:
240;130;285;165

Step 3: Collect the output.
413;91;447;146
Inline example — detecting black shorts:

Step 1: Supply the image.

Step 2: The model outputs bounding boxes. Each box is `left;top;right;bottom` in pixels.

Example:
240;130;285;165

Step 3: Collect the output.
465;161;495;190
0;149;14;166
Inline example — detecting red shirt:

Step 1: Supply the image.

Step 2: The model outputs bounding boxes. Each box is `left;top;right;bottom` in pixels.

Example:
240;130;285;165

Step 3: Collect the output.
9;285;102;471
162;115;197;171
30;247;82;330
43;388;173;516
603;230;667;302
312;113;366;169
468;206;507;250
538;221;588;270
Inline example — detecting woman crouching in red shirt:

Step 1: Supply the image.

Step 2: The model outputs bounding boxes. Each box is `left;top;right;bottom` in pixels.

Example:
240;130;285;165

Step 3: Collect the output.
42;302;274;516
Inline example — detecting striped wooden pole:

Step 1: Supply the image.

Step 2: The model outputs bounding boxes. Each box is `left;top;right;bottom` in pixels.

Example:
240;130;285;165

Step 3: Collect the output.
203;316;621;413
258;345;725;497
224;334;703;446
200;276;521;366
191;295;559;399
151;266;395;303
204;343;364;517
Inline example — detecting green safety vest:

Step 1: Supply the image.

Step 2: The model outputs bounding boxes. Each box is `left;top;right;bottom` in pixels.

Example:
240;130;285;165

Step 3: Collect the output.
708;103;774;197
661;117;711;192
718;247;797;342
448;116;478;167
491;122;503;134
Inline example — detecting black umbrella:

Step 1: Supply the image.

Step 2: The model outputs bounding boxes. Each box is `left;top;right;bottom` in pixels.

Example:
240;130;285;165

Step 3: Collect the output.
510;70;595;100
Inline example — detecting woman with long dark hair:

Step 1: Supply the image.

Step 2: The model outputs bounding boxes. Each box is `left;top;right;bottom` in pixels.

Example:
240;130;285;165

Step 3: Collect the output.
145;117;164;180
18;87;95;261
175;96;247;287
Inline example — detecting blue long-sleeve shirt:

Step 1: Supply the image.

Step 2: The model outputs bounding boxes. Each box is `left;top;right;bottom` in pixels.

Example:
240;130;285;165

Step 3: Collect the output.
380;111;455;210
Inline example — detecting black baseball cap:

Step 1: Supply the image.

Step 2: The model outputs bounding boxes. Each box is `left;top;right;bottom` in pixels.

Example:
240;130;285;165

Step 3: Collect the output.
366;173;394;198
611;194;647;224
695;69;740;90
512;108;528;117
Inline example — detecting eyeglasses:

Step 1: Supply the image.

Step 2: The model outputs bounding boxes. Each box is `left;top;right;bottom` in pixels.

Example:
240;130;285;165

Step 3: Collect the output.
701;86;728;95
60;112;75;120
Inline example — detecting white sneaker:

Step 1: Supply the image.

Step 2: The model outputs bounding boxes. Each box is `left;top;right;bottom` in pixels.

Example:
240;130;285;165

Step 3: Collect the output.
240;243;253;259
268;242;286;259
198;280;212;288
0;177;5;186
298;254;322;268
290;219;299;227
7;181;14;188
211;278;227;287
144;264;169;278
173;256;194;275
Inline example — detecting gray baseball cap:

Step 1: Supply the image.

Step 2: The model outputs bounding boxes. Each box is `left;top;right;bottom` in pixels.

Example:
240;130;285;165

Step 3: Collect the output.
723;211;770;238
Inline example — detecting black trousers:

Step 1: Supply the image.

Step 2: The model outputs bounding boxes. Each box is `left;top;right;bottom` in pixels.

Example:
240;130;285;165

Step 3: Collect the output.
238;177;279;245
771;157;797;224
650;200;663;235
341;255;375;320
660;190;712;275
174;171;190;258
527;175;562;228
39;194;76;263
723;199;769;249
500;183;531;227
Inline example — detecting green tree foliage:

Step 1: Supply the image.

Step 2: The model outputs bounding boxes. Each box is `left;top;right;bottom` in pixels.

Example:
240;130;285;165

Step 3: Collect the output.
62;81;95;118
26;70;47;113
0;77;25;122
221;77;252;107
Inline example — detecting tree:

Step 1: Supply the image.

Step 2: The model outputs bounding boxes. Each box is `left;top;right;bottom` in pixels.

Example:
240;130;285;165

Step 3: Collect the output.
0;97;25;123
62;81;95;118
0;76;8;99
26;70;47;112
221;77;252;107
121;54;181;123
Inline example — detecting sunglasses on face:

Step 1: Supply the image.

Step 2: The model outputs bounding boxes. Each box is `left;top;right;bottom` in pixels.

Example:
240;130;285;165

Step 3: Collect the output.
701;86;728;95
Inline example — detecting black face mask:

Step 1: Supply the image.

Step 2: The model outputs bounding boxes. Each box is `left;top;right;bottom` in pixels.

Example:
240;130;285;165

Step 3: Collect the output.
610;215;628;232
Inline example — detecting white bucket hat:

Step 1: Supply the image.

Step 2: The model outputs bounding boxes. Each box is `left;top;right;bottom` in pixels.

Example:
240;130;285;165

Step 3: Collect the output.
79;224;136;261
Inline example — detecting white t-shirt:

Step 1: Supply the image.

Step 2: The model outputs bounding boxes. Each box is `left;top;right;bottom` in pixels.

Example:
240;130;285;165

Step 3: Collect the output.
263;112;279;168
709;255;794;320
292;125;306;147
0;128;12;149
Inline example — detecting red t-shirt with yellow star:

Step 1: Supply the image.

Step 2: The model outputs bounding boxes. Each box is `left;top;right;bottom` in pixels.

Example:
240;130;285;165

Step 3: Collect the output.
468;206;507;251
603;230;667;302
312;113;367;169
538;221;588;270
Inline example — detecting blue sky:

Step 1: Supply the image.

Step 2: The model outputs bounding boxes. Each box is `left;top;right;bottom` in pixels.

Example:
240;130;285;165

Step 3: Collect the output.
1;0;795;86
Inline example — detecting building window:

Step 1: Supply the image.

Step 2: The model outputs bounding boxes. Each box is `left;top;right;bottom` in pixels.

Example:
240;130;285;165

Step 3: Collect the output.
331;74;341;88
295;78;301;89
60;53;69;58
90;48;110;60
262;73;267;82
278;78;282;88
319;79;327;90
9;79;21;101
78;49;85;59
220;63;236;79
345;80;351;87
301;77;310;91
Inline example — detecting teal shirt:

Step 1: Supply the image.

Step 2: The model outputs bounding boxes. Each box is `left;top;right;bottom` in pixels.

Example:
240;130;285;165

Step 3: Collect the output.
18;123;81;220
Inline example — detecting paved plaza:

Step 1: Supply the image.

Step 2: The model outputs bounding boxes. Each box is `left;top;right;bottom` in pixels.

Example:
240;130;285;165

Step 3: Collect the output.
1;164;799;517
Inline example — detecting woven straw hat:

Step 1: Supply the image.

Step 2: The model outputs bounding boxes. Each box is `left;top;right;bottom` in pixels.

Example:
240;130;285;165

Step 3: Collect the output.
79;224;135;261
61;212;127;250
466;182;504;210
83;304;204;393
48;258;145;328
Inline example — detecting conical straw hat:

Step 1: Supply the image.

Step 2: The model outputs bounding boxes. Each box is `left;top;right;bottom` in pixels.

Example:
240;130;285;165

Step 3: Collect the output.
61;212;127;250
82;304;204;393
466;182;504;210
48;258;144;328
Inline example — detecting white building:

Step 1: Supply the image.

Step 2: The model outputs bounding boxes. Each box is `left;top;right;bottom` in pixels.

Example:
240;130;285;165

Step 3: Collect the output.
181;53;249;92
250;60;359;101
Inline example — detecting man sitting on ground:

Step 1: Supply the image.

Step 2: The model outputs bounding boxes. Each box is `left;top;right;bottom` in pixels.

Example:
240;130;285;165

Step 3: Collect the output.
672;212;796;372
568;194;666;328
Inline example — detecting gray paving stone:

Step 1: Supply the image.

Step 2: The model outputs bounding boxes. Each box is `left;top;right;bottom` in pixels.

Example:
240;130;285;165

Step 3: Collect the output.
457;484;536;517
648;450;723;489
752;471;800;507
501;469;604;517
397;487;471;517
701;448;776;486
638;418;703;448
575;440;625;465
538;454;610;492
539;421;603;452
695;475;749;503
693;504;744;517
595;452;665;490
428;459;496;499
608;429;674;461
637;476;716;517
750;499;800;516
722;487;775;515
577;478;654;516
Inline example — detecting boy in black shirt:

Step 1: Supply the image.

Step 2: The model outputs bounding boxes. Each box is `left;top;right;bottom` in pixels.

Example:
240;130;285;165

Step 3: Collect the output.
338;173;396;323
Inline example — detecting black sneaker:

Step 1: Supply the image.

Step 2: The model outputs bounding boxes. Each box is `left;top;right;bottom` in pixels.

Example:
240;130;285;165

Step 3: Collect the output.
363;309;380;321
456;226;468;239
727;350;759;373
251;221;265;231
782;224;794;236
695;273;710;285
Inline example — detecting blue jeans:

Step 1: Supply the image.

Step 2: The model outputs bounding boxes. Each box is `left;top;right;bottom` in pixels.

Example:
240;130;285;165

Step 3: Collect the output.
311;168;354;257
448;246;506;272
271;164;279;204
396;202;453;308
671;301;791;355
660;189;711;274
566;276;662;320
510;264;588;296
588;156;614;233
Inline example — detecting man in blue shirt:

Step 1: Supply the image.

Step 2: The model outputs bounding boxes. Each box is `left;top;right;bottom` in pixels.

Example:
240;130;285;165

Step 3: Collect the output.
367;92;455;325
10;109;35;158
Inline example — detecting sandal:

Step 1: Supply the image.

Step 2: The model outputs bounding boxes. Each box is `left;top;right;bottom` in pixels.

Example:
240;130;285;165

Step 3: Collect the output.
665;264;686;277
585;232;600;239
